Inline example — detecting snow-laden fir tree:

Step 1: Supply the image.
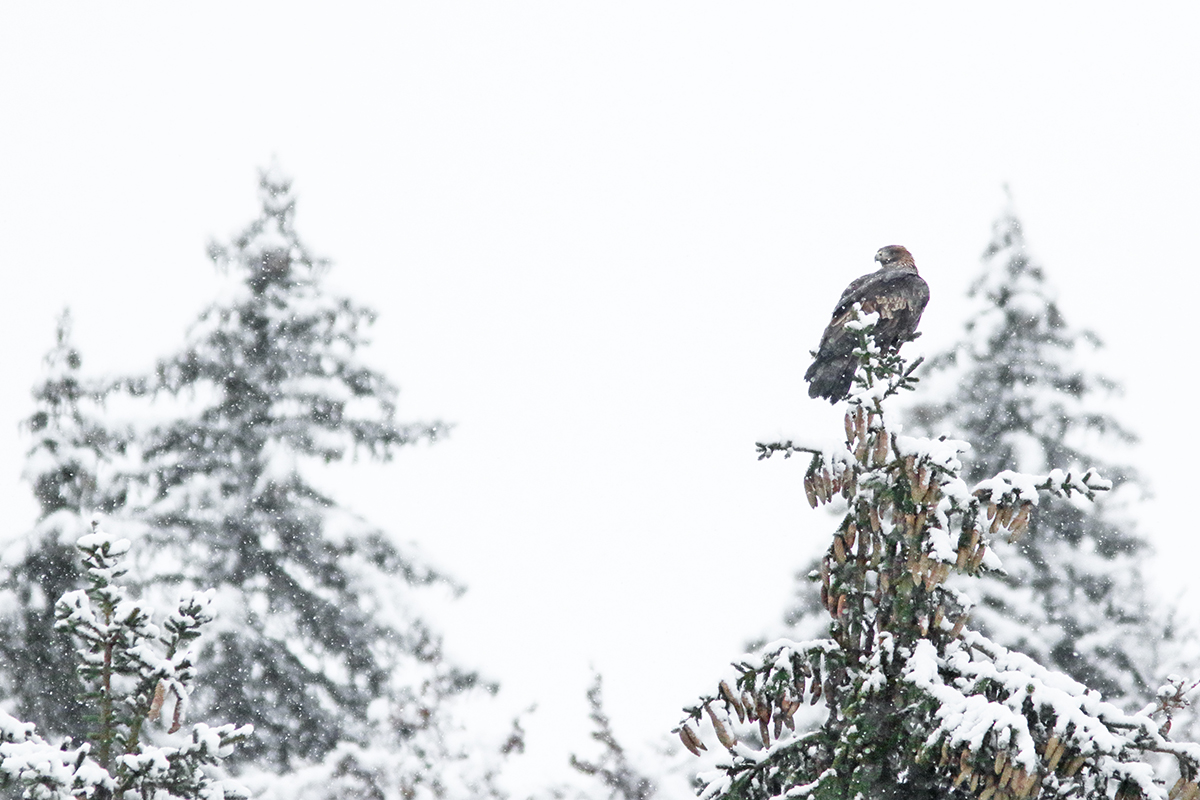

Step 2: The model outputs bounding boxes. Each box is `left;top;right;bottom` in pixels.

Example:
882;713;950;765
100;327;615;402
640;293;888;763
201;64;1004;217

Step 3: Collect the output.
902;206;1159;704
0;311;129;742
100;168;509;796
678;310;1200;800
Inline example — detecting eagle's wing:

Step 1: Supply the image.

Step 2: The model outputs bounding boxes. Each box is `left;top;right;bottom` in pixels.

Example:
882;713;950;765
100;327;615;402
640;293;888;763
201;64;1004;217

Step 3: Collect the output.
830;271;882;320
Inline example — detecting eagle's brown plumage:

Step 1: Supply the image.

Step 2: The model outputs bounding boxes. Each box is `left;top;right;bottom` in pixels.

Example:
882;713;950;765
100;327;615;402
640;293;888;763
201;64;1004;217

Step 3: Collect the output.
805;245;929;403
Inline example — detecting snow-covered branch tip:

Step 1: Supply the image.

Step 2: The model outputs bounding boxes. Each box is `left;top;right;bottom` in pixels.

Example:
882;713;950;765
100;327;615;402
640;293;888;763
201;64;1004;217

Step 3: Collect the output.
974;467;1113;505
846;308;925;405
754;441;826;461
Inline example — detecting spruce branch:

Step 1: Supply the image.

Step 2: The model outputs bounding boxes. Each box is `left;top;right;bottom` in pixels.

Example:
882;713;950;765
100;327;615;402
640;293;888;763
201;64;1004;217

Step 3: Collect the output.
754;442;825;461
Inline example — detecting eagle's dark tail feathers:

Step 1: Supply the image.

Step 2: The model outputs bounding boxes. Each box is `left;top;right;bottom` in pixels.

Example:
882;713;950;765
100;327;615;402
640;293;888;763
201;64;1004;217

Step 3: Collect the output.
804;353;856;404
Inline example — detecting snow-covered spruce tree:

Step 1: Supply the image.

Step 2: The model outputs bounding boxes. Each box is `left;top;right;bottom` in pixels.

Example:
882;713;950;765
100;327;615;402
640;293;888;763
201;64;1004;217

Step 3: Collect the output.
0;311;129;742
678;311;1200;800
108;169;502;793
902;207;1157;705
0;527;251;800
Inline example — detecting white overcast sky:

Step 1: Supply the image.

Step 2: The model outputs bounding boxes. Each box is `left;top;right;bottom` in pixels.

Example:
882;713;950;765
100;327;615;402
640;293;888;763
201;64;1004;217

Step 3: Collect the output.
2;4;1199;792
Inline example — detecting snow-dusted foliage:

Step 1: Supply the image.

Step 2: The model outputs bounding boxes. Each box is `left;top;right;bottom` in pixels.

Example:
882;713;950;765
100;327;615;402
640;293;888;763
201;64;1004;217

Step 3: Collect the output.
902;206;1159;705
680;312;1200;800
0;528;250;800
0;312;130;741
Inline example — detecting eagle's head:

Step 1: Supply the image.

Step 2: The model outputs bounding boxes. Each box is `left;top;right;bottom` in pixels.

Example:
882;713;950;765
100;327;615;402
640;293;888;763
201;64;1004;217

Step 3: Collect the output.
875;245;916;271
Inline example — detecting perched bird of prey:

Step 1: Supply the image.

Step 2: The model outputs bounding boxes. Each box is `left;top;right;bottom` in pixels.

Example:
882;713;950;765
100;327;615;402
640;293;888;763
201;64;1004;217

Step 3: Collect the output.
804;245;929;403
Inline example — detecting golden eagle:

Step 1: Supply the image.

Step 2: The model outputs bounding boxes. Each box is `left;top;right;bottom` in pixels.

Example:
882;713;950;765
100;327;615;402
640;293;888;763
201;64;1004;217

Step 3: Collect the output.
805;245;929;403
